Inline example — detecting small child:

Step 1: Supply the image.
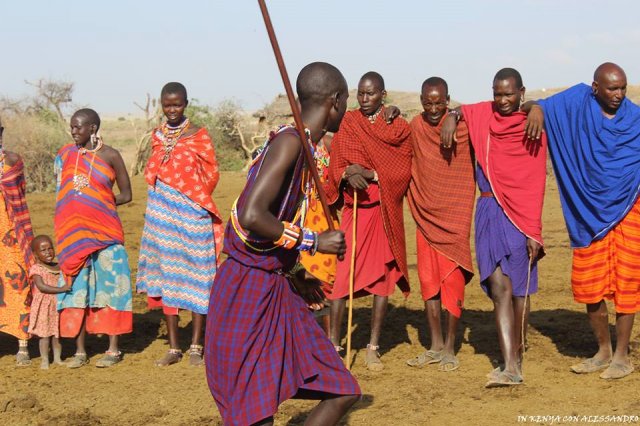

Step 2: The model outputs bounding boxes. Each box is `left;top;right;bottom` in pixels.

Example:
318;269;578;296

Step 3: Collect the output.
28;235;71;369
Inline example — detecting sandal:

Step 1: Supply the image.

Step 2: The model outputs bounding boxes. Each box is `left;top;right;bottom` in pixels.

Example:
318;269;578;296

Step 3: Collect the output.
484;371;524;388
187;345;204;367
16;349;31;367
406;349;443;368
364;344;384;372
570;357;611;374
438;354;460;372
486;366;502;379
599;362;635;380
95;351;123;368
485;370;524;388
67;353;89;369
155;349;182;367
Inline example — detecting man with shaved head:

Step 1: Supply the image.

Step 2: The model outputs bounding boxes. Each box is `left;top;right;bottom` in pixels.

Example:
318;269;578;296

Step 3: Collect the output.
205;62;360;426
405;77;475;372
530;62;640;379
442;68;547;387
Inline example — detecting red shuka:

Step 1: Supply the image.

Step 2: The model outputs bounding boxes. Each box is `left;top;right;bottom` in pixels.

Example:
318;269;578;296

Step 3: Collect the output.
461;102;547;245
144;127;224;256
407;114;475;274
326;108;413;286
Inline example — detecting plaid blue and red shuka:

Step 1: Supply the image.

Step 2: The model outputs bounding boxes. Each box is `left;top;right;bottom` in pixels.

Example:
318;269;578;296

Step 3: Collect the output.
204;127;360;425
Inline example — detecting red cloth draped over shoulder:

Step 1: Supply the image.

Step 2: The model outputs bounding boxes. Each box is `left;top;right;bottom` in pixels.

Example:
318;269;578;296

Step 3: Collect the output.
326;108;413;284
461;101;547;245
144;127;224;257
407;114;475;274
1;159;34;268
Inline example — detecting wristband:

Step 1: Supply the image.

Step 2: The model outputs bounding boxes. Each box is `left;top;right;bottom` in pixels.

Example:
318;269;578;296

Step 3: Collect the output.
298;228;317;252
448;109;461;122
274;222;301;249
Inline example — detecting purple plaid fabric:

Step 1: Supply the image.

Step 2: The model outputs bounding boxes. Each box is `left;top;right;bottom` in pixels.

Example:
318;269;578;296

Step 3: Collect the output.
205;128;360;426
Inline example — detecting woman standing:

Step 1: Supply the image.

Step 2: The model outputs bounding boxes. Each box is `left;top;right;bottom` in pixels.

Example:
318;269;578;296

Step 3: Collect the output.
55;108;133;368
0;116;35;366
136;82;223;366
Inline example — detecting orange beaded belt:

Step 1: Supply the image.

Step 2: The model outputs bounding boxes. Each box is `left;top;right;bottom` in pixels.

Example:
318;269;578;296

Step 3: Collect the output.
480;191;494;198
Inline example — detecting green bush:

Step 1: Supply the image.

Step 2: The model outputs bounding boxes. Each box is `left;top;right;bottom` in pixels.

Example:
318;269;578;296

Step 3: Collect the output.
2;112;68;192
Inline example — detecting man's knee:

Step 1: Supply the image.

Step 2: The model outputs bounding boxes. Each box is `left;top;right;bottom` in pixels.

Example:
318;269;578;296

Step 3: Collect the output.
337;394;360;409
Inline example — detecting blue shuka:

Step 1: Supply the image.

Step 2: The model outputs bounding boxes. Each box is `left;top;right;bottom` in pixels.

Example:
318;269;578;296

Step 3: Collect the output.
539;84;640;247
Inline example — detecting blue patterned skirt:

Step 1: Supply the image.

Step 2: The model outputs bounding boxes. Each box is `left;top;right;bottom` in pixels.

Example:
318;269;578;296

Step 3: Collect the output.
136;180;217;314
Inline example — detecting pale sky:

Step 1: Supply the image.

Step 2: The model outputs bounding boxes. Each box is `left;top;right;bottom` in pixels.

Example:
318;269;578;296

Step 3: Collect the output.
3;0;640;115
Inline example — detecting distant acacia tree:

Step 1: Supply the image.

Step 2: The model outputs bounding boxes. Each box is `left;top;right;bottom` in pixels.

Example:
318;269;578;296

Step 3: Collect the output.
25;78;74;124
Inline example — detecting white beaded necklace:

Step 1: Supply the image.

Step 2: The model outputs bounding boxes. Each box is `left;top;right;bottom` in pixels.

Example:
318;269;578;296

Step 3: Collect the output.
72;135;104;192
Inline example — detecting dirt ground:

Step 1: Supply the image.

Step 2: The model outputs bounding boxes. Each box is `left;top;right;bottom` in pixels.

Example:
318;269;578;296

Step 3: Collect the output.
1;171;639;426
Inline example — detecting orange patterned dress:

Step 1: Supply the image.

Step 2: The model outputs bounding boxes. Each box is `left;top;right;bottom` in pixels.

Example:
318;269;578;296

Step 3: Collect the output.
0;164;30;340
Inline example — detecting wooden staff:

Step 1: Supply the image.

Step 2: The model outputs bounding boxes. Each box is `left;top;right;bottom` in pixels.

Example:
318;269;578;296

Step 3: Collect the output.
520;256;533;372
257;0;335;231
345;191;358;370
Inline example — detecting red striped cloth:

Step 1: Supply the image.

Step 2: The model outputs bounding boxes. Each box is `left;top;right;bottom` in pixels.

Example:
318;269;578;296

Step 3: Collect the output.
407;114;475;274
1;159;34;269
572;197;640;313
54;144;124;282
326;108;413;287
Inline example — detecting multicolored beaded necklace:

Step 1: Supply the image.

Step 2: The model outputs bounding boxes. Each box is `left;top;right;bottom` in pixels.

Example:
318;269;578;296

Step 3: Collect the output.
160;118;190;163
73;135;103;192
230;125;315;252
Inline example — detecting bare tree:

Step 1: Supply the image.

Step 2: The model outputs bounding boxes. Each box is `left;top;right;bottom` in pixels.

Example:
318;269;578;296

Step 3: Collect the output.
25;78;74;123
129;94;162;177
231;124;266;171
214;100;265;170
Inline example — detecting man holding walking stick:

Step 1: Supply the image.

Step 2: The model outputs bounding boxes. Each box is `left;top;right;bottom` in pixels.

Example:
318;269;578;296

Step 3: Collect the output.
326;71;413;372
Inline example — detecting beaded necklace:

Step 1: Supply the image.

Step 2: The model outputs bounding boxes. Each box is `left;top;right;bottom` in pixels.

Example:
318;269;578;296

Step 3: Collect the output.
231;125;315;252
367;105;384;124
73;136;103;192
160;118;190;163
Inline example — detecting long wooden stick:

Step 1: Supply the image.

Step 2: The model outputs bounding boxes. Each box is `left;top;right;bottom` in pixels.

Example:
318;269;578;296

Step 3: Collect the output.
345;191;358;370
521;256;533;372
257;0;335;231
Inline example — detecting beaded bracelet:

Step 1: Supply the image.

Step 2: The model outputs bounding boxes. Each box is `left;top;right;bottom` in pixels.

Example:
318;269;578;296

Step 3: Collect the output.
298;228;317;253
274;222;301;249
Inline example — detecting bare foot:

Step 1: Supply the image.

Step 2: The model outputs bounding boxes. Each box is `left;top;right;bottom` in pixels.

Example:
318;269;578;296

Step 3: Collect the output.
40;361;50;370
